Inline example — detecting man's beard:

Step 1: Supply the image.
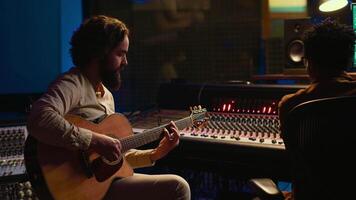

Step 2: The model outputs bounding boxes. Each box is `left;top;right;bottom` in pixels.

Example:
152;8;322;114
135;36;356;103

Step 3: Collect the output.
99;59;122;91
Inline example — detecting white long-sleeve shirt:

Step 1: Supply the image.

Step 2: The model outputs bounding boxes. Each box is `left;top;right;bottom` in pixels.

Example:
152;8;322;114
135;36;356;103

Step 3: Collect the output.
27;67;154;168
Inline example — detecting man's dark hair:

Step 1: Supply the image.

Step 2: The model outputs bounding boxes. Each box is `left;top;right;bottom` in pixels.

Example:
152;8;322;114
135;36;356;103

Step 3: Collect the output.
70;15;129;67
303;19;356;73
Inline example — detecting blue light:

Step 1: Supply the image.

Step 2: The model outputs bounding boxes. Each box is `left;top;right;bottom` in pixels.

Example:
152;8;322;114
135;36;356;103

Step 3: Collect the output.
277;80;296;85
131;0;150;4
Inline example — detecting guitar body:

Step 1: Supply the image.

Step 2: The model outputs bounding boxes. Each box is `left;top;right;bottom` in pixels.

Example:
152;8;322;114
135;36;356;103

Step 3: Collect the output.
25;114;134;200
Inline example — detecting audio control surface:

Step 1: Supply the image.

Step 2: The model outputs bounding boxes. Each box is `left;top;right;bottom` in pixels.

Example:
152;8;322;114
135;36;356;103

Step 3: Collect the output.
131;110;284;150
0;125;28;182
180;112;284;150
133;83;306;179
0;181;38;200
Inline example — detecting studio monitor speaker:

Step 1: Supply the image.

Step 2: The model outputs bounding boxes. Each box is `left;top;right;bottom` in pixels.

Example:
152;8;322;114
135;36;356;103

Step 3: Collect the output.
284;18;311;74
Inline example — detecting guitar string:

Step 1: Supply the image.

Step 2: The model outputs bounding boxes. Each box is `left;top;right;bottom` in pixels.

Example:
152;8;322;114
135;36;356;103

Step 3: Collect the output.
119;111;205;152
119;116;194;152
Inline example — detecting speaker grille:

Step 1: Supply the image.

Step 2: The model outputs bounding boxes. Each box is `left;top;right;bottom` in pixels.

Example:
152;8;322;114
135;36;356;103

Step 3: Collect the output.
284;18;311;72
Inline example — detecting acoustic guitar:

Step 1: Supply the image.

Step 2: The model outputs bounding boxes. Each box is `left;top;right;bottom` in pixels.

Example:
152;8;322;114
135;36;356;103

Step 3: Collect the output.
24;107;206;200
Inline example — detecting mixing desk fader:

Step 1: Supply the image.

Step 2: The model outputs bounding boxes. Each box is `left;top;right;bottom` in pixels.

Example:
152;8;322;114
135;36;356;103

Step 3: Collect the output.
0;124;28;181
130;83;306;179
0;123;39;199
180;112;284;150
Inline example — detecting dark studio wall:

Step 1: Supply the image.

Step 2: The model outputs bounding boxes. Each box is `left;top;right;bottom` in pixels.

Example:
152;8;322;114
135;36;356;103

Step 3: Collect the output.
1;0;354;113
83;0;263;112
0;0;82;112
0;0;82;94
0;0;61;94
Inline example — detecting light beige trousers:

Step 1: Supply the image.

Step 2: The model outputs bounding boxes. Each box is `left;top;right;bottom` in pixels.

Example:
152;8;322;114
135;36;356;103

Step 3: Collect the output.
104;173;191;200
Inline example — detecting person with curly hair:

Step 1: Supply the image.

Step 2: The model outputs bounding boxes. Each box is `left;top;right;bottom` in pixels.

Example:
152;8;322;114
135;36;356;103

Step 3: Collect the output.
278;18;356;200
279;18;356;130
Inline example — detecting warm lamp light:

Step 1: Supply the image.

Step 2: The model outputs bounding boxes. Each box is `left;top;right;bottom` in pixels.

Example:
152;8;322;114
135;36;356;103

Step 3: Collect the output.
319;0;349;12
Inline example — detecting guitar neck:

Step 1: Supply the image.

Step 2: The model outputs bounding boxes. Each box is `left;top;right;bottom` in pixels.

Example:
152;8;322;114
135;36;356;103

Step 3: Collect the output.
119;116;193;152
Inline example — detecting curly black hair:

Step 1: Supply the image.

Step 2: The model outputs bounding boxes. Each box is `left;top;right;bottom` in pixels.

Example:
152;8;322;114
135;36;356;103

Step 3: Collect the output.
70;15;129;68
303;18;356;72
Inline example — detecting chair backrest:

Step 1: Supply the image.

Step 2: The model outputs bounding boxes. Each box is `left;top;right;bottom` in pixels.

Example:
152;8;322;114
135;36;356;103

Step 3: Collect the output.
283;95;356;200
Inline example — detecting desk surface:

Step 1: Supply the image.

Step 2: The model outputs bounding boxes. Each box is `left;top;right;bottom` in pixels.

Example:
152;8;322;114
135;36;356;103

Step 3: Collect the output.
252;72;356;80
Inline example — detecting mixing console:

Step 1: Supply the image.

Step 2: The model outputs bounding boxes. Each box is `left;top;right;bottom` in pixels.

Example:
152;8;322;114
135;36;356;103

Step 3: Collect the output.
131;109;284;150
130;83;306;179
0;125;27;180
0;181;37;200
180;112;284;150
0;124;35;200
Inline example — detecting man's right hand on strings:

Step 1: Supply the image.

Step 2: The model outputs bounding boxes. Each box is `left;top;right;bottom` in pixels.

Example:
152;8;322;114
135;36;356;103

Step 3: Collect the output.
89;133;122;162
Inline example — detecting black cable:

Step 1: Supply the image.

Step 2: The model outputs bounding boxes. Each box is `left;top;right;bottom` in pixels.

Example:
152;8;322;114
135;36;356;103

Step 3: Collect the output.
197;82;209;105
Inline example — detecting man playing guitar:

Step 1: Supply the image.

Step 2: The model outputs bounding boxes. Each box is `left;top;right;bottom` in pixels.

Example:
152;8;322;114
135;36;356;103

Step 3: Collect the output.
27;15;190;200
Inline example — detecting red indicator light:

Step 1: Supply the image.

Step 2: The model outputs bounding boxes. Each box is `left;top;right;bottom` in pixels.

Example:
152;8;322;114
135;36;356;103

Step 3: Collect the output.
262;107;266;113
273;111;276;114
268;107;272;114
223;104;226;112
232;109;235;112
257;110;260;113
218;108;220;112
232;101;235;103
227;104;231;111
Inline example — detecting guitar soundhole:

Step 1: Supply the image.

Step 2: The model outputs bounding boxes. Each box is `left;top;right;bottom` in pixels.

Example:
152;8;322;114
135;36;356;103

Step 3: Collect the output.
79;151;93;178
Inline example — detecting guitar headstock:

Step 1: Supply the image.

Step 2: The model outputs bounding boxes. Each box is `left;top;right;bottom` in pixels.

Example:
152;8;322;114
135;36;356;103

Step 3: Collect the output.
189;105;209;128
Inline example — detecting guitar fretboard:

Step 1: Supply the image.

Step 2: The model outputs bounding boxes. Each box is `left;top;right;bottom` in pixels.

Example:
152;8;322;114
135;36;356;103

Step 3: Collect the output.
120;116;193;152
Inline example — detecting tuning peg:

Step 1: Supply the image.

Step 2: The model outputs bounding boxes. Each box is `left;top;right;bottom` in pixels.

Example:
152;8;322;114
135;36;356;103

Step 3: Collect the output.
193;106;198;110
198;105;202;110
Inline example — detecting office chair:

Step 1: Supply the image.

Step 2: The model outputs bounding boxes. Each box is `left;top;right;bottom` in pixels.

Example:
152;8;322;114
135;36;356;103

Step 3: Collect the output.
249;95;356;200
